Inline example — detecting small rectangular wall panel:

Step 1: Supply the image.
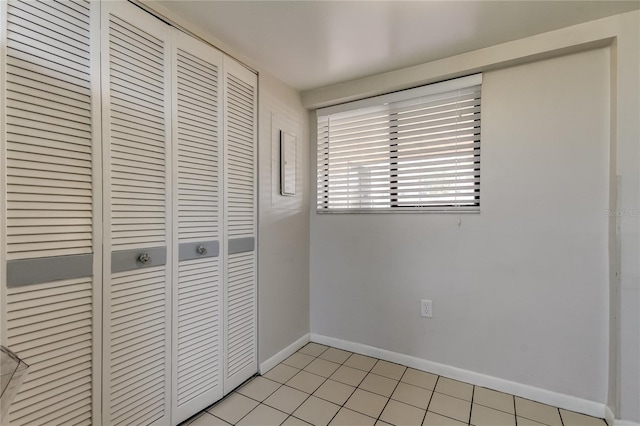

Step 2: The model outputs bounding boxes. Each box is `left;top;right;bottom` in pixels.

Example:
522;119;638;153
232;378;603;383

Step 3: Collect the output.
223;58;258;392
102;2;171;425
172;30;224;424
2;1;99;424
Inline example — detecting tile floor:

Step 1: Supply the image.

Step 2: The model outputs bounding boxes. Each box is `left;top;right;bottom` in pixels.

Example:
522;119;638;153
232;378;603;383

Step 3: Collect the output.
183;343;608;426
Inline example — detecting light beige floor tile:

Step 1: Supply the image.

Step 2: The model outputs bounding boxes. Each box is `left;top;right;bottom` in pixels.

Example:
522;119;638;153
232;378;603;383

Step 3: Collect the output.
344;353;377;372
428;392;472;423
470;404;516;426
359;373;398;397
265;364;301;384
304;358;341;378
293;396;340;426
263;385;309;414
237;404;289;426
423;411;467;426
319;348;352;364
391;382;433;409
516;416;548;426
380;399;426;426
299;343;329;357
514;397;562;426
401;368;439;390
313;379;356;405
284;353;316;369
208;393;259;424
559;409;607;426
282;416;314;426
286;370;326;394
330;365;367;387
329;408;376;426
376;422;393;426
473;387;514;414
345;389;389;419
434;377;473;401
189;412;232;426
237;376;281;401
371;360;407;380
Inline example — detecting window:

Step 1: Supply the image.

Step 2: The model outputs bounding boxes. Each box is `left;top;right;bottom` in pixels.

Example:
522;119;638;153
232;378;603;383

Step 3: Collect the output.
316;74;482;212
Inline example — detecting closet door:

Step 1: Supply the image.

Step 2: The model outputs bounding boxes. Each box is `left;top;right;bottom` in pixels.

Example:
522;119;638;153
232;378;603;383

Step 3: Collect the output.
101;2;172;425
222;58;258;392
171;30;224;424
0;1;101;424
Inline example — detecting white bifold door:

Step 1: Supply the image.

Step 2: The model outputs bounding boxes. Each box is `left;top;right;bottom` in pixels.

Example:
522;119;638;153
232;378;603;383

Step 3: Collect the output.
0;0;102;424
101;2;172;425
1;1;257;425
170;30;224;423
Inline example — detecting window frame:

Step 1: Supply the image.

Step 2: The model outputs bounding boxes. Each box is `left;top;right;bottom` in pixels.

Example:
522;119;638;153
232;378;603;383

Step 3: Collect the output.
316;74;482;214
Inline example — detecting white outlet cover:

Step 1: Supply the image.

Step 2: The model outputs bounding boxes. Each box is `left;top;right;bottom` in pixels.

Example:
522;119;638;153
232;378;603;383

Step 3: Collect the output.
421;299;432;318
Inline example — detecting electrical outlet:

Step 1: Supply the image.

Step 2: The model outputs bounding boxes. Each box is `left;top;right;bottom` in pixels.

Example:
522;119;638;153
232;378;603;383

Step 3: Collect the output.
420;299;432;318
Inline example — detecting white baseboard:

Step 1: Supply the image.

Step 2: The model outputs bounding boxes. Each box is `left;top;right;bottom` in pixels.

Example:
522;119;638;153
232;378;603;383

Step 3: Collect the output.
605;405;616;425
311;333;606;419
614;421;640;426
259;333;310;374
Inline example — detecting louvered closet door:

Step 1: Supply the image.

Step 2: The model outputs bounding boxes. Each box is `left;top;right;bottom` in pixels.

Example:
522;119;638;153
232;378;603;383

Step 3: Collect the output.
170;30;224;425
222;58;258;392
0;1;101;424
101;2;171;425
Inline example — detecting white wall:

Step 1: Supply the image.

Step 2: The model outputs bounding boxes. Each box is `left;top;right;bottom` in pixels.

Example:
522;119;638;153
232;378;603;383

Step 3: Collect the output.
307;12;640;421
310;48;610;404
257;72;310;365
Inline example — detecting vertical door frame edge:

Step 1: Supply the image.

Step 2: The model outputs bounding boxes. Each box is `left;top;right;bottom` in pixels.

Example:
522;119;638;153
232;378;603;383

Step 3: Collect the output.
0;0;8;348
90;1;104;424
99;2;114;423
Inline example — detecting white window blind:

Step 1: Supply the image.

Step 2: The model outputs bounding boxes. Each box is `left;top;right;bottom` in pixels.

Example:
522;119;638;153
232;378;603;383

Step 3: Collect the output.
317;74;482;212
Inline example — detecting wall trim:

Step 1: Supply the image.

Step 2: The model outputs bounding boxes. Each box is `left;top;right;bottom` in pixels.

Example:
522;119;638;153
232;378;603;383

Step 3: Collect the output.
300;12;639;109
614;421;640;426
311;333;606;419
606;405;616;425
259;333;310;374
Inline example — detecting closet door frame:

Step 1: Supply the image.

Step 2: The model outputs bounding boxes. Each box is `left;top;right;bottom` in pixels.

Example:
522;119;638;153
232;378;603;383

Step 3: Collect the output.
100;1;172;424
90;4;104;422
0;0;8;351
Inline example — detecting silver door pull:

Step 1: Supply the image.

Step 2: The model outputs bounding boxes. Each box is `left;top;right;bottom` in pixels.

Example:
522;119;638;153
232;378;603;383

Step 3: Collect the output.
197;245;207;255
138;253;151;264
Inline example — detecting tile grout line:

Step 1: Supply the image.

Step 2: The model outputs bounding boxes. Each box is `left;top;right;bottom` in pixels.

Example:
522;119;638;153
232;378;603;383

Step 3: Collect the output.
282;344;332;425
373;359;406;424
321;346;376;425
469;384;475;425
234;378;286;425
420;374;440;426
279;343;370;425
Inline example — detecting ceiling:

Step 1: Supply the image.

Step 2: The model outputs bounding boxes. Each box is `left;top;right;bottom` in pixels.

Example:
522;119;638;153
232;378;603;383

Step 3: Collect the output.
156;0;639;91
